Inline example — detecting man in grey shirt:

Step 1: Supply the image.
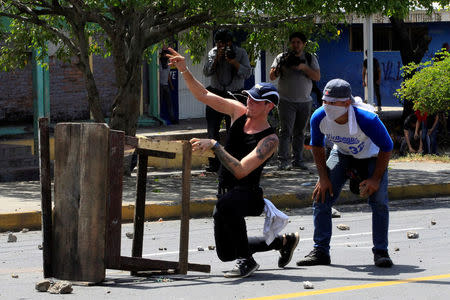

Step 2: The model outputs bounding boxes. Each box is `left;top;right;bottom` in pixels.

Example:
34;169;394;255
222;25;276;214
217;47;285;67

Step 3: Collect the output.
270;32;320;170
203;29;252;172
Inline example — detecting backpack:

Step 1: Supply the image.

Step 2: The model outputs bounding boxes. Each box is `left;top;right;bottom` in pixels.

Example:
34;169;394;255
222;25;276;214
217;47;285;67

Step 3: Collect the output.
305;52;313;66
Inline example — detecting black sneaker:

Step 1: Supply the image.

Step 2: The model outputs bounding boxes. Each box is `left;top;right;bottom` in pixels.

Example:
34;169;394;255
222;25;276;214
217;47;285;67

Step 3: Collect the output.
224;257;260;278
296;248;331;266
292;161;308;170
278;162;291;171
278;232;300;268
374;250;393;268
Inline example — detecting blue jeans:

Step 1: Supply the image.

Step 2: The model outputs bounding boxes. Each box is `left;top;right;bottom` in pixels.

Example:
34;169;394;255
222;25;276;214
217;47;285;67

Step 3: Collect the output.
421;121;439;154
313;149;389;255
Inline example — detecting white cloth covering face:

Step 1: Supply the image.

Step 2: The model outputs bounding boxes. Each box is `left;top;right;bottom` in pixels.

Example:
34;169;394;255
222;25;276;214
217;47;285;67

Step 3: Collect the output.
263;198;289;245
324;104;348;122
324;95;375;136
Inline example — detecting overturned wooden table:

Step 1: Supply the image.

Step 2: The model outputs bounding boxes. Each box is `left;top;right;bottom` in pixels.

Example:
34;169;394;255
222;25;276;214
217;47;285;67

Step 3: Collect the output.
39;120;212;283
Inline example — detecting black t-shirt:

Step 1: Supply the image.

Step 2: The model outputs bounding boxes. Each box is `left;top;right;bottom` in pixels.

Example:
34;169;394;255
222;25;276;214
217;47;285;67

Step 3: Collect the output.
218;114;275;189
363;58;381;81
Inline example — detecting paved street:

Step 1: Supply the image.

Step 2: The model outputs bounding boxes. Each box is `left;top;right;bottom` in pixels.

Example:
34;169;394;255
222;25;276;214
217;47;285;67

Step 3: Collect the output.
1;196;450;299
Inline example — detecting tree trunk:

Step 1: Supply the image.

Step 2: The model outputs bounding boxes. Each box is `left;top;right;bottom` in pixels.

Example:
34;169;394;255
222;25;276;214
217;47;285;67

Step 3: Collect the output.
76;58;106;123
70;19;105;123
109;63;142;136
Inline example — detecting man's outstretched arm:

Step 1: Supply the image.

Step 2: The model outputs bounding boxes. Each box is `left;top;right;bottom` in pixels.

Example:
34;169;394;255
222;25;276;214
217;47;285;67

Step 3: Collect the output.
167;47;246;121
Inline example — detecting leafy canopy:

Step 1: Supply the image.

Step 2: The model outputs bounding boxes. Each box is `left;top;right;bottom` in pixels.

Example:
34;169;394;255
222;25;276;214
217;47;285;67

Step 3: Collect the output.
1;0;448;70
396;50;450;115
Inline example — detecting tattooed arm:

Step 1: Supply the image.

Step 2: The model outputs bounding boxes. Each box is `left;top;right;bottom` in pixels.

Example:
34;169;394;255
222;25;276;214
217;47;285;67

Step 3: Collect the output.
190;134;279;179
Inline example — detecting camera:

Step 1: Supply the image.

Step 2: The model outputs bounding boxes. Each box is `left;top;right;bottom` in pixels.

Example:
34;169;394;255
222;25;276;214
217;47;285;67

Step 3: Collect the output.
285;51;305;67
225;45;236;59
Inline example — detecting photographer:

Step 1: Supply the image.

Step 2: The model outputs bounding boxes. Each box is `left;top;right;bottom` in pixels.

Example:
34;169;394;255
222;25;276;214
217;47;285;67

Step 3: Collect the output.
270;32;320;171
203;28;252;172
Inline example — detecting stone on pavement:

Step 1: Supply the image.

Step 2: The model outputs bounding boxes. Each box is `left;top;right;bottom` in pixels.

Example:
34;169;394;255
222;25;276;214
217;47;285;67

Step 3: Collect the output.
337;224;350;230
48;281;73;294
303;281;314;289
35;280;51;292
331;207;341;218
7;233;17;242
407;231;419;239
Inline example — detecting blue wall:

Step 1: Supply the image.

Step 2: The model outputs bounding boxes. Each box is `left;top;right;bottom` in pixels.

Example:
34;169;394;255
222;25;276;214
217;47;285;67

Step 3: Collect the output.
316;22;450;107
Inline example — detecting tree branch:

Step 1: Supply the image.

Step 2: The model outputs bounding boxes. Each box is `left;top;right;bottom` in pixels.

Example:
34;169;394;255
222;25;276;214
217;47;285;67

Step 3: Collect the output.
0;11;79;55
142;11;213;45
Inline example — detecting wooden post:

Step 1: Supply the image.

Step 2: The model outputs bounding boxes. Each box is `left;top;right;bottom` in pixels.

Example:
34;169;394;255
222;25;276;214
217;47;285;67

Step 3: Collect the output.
178;142;192;274
38;117;52;278
52;123;109;283
105;130;124;269
131;150;148;269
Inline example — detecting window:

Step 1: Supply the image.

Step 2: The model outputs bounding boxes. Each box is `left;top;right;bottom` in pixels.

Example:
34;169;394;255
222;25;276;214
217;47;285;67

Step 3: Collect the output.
349;24;428;52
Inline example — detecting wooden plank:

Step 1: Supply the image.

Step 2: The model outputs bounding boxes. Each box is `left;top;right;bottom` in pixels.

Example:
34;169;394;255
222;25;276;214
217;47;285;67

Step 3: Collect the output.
178;142;192;274
118;256;211;273
138;137;185;153
137;137;214;158
38;117;52;278
77;124;109;283
53;123;109;283
53;123;81;280
105;130;124;269
137;148;176;159
132;153;148;261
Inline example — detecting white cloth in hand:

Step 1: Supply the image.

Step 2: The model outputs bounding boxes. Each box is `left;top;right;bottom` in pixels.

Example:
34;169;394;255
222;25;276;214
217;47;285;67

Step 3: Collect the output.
263;198;289;245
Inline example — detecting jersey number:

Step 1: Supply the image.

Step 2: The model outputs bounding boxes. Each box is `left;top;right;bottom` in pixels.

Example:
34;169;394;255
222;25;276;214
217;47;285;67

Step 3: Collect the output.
349;142;365;154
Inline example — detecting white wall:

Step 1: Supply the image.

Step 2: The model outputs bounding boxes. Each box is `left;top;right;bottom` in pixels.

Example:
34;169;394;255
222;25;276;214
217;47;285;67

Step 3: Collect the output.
177;38;214;119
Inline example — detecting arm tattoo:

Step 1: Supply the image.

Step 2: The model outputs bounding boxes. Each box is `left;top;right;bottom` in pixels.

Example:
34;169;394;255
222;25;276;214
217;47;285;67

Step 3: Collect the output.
213;145;240;177
256;136;277;160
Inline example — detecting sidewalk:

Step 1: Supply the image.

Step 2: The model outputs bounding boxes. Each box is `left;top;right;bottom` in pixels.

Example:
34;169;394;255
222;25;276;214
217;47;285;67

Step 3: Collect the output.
1;158;449;231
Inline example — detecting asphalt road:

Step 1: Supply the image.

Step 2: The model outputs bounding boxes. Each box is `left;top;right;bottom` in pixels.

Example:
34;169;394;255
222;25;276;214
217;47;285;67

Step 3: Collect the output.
1;196;450;299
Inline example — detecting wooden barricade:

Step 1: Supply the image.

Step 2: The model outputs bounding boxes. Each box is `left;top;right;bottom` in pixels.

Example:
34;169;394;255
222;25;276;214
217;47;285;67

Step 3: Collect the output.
39;120;211;283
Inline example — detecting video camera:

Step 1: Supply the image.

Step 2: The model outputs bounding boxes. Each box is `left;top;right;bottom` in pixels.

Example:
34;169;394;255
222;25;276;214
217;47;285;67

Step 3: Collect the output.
283;51;305;67
225;45;236;59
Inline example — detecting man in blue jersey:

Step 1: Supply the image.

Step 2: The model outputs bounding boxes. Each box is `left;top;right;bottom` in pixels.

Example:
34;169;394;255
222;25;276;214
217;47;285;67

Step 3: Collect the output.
297;79;394;268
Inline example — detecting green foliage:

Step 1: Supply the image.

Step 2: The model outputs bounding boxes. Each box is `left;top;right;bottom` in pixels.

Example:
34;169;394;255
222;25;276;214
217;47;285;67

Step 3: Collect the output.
396;51;450;115
1;0;445;71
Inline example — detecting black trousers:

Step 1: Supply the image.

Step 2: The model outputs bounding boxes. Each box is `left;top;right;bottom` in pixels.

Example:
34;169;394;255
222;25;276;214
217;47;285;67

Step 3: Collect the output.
374;83;382;107
213;186;283;262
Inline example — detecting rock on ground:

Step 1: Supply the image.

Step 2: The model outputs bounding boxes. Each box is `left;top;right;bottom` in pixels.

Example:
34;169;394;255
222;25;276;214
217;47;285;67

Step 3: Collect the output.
303;281;314;289
35;280;51;292
48;281;73;294
7;233;17;243
407;231;419;239
331;207;341;218
336;224;350;230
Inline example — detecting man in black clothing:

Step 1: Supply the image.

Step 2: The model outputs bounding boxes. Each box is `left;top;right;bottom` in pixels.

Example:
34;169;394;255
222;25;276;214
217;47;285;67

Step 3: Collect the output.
167;47;299;278
362;51;382;112
400;113;422;156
